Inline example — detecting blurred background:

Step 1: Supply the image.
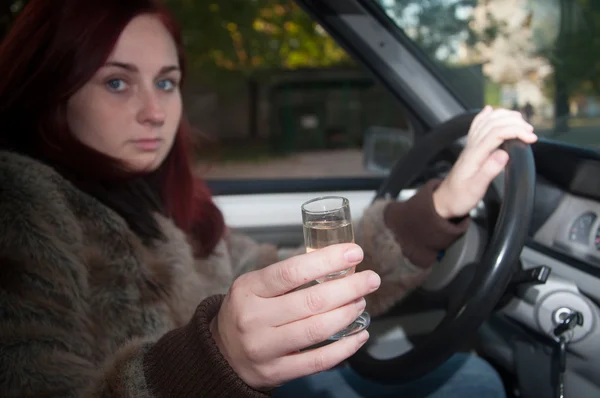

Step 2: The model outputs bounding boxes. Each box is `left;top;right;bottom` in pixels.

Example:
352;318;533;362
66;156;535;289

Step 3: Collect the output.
2;0;599;180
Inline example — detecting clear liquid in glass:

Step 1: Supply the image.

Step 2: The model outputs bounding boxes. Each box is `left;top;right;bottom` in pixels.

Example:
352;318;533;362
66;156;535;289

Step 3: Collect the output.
303;219;355;283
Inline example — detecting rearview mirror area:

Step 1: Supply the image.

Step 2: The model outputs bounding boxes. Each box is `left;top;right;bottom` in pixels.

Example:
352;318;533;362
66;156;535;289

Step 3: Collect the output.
363;126;414;175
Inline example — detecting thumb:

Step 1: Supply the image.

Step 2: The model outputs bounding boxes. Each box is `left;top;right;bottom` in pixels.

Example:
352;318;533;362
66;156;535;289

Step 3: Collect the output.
471;149;509;189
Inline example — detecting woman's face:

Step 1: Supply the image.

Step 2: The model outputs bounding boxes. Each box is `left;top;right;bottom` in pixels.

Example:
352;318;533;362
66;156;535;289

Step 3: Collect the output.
66;14;182;172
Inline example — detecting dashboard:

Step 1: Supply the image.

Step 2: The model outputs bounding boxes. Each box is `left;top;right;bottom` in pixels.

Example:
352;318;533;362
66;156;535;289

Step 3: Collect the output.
529;140;600;273
534;194;600;268
569;212;597;246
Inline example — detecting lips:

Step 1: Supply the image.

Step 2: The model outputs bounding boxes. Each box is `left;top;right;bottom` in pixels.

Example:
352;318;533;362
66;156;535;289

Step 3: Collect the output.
132;138;162;151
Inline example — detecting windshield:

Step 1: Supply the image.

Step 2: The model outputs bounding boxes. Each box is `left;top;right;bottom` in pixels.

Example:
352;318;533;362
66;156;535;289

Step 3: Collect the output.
373;0;600;150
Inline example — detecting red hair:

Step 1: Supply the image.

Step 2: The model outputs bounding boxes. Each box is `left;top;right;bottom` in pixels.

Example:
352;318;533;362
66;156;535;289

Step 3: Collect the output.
0;0;224;256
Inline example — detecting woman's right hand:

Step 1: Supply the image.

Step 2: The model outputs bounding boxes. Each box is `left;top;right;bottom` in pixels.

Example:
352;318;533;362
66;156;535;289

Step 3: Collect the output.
210;243;381;390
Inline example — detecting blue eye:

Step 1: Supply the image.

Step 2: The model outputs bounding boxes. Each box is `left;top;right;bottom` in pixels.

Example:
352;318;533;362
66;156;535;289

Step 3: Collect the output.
106;79;126;92
157;79;176;91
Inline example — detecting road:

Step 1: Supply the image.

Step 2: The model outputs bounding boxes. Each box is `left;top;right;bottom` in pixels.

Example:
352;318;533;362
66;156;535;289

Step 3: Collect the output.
201;149;378;179
200;125;600;180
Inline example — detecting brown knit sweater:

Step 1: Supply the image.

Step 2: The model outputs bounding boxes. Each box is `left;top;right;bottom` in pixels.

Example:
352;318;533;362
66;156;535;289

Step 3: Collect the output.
0;152;467;397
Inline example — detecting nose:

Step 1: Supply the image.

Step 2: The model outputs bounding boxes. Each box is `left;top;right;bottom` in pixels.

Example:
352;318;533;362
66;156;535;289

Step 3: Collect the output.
137;88;166;126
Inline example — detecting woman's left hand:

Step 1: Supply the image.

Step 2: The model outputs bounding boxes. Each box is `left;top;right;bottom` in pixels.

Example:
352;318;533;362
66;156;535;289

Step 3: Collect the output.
432;106;538;219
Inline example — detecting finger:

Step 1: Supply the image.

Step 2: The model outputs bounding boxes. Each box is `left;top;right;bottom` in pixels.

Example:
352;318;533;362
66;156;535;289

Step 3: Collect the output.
251;243;364;297
265;298;367;357
275;330;370;382
470;123;533;167
471;107;522;132
267;270;380;326
516;127;538;143
469;105;494;134
471;149;509;189
472;117;533;149
471;109;530;142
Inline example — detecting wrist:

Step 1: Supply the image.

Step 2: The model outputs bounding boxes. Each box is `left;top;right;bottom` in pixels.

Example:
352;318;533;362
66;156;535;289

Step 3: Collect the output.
210;314;240;380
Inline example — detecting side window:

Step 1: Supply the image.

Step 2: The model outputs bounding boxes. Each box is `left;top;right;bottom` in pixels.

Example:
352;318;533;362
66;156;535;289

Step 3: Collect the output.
168;2;413;181
0;1;414;183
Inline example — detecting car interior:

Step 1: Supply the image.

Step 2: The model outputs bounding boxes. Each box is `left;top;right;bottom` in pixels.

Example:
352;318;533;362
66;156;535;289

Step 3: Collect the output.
207;1;600;397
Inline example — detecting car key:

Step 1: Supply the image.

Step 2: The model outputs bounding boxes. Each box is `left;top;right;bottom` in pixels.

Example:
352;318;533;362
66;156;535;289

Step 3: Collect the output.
553;311;583;337
553;336;567;398
551;311;583;398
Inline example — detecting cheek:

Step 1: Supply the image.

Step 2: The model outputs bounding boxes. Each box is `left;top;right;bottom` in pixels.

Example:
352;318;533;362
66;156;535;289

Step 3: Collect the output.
66;93;93;142
66;90;126;155
164;96;183;142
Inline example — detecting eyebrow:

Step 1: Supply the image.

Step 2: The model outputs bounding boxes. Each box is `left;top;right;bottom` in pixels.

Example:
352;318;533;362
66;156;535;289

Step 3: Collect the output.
104;61;180;74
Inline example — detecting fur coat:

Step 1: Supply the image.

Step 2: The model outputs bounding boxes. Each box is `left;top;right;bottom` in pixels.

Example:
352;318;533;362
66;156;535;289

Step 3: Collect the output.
0;151;466;397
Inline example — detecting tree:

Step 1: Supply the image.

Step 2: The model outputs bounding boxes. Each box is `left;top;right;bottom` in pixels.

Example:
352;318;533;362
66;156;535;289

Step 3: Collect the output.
420;0;600;132
1;1;352;90
376;0;477;64
163;0;352;90
467;0;550;84
0;0;26;38
543;0;600;130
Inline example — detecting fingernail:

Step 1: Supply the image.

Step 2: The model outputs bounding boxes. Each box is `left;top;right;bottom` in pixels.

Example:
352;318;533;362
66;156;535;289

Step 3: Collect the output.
355;298;366;311
368;273;381;290
357;331;370;344
344;247;363;263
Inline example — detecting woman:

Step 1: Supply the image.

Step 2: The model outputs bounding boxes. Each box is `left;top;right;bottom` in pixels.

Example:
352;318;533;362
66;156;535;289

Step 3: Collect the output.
0;0;537;397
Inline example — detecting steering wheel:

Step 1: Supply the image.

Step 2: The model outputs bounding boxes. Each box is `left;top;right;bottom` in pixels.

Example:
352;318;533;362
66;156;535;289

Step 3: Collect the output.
347;110;536;382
